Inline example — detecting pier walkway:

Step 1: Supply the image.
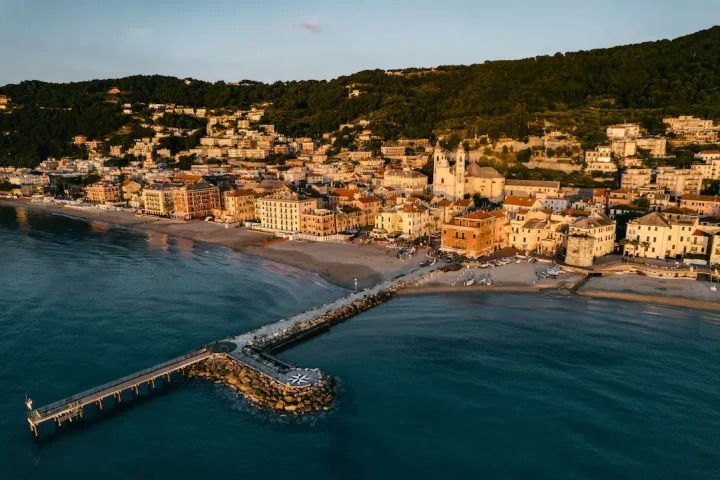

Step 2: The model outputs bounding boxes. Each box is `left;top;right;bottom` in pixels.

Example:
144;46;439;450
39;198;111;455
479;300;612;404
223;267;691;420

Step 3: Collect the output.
27;259;446;437
27;348;212;436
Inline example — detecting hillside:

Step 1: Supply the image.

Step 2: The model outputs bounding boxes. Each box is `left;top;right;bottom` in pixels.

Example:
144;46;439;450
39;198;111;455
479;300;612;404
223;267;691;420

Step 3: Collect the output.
1;26;720;167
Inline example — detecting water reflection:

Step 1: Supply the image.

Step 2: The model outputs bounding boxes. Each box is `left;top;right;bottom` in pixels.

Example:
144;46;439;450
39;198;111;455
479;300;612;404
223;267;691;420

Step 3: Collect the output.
15;207;28;231
145;231;169;252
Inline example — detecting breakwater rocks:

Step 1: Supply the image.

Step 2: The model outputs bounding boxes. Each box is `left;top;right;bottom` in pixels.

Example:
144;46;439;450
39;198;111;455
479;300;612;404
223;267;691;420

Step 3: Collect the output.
186;356;335;414
190;264;452;416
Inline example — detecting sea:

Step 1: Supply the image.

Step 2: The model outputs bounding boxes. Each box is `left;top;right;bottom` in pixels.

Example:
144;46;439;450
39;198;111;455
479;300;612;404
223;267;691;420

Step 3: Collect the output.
1;204;719;479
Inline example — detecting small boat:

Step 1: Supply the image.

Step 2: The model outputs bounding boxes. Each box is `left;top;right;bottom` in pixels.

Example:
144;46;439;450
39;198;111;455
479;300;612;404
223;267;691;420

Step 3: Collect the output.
536;272;548;278
480;262;491;268
711;284;717;292
515;259;522;264
478;278;486;286
465;278;475;286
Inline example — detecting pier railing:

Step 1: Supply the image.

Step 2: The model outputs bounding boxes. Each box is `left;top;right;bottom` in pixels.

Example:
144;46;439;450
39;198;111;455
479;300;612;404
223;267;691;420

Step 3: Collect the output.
30;347;211;419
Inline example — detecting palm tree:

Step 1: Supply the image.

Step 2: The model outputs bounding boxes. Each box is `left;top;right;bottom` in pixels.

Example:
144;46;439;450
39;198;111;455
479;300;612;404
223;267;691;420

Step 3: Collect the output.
640;241;651;257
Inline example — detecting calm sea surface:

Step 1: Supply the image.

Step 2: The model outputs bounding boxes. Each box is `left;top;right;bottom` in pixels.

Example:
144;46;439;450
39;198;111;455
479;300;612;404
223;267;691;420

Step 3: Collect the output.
1;205;719;479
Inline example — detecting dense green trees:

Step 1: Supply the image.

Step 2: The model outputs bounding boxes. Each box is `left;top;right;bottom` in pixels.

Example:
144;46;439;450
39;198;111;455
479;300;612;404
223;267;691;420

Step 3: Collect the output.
2;26;720;167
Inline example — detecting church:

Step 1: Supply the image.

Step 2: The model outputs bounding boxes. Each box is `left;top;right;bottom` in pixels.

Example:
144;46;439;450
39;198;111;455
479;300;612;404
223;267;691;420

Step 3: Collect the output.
431;141;466;200
431;141;505;202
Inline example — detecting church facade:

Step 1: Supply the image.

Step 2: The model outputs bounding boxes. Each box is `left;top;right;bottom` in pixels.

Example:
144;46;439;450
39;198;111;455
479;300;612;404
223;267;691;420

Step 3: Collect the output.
432;142;466;201
432;142;505;202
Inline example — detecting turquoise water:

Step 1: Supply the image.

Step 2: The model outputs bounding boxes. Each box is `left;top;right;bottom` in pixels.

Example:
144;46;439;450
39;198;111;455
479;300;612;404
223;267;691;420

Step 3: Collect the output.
1;205;719;479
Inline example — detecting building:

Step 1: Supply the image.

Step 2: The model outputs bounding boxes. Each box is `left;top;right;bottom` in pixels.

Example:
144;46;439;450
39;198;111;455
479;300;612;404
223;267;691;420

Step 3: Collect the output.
607;124;641;140
504;179;560;198
541;198;570;213
84;182;120;203
353;195;382;226
300;209;337;237
624;212;699;259
221;189;257;222
585;145;615;173
502;196;544;213
174;182;221;220
621;168;652;189
257;192;317;233
142;183;177;216
440;210;507;257
567;212;616;259
432;142;466;201
383;169;428;196
380;145;406;157
664;116;714;133
655;168;703;197
373;203;432;240
464;164;505;202
679;194;720;217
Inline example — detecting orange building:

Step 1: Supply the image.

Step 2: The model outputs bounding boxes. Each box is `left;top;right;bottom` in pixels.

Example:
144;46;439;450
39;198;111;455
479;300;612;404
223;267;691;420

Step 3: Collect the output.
174;182;221;220
301;209;337;236
353;195;382;226
84;182;120;203
441;210;508;257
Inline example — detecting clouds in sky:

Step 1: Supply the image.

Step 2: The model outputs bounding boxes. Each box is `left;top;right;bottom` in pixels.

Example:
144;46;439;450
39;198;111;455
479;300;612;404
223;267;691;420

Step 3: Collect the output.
293;22;321;34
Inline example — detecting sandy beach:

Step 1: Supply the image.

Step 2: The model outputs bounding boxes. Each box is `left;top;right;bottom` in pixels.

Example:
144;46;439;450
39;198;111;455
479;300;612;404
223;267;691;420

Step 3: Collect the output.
0;198;427;289
576;275;720;311
7;197;720;308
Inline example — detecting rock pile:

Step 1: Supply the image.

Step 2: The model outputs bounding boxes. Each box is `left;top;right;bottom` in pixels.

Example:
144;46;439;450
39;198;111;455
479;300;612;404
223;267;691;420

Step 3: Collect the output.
186;356;335;414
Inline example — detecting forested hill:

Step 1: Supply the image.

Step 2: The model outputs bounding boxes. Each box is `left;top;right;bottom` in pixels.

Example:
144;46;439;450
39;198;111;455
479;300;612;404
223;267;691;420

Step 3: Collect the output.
2;26;720;167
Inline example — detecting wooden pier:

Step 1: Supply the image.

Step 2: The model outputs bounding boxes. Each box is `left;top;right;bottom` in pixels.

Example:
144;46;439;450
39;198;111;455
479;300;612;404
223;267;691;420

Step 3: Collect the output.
26;347;212;437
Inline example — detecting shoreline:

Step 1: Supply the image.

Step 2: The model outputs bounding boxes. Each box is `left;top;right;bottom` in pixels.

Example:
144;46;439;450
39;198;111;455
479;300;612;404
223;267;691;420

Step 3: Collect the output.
6;198;720;311
576;289;720;312
0;198;417;290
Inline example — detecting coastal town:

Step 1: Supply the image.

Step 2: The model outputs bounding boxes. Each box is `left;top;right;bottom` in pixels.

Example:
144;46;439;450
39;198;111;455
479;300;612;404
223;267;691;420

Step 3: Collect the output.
3;93;720;278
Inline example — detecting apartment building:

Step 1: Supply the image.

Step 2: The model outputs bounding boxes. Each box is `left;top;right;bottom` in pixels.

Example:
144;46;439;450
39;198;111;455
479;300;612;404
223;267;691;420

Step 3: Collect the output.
624;212;699;259
373;204;431;240
142;183;177;216
679;194;720;217
382;169;428;196
440;210;502;257
300;209;337;236
585;145;616;173
221;189;257;222
621;169;652;189
257;192;317;233
655;168;703;196
84;182;120;203
174;182;221;220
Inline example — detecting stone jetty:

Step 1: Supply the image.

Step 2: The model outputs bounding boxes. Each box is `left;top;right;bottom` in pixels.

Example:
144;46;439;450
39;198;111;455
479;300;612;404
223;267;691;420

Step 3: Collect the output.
27;260;452;436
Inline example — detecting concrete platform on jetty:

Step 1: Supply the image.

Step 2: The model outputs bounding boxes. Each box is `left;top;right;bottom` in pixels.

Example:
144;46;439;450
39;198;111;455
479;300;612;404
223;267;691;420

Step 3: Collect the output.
27;259;446;438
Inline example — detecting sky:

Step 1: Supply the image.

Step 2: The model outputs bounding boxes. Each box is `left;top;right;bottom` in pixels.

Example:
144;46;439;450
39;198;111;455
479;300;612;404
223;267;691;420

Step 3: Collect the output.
0;0;718;86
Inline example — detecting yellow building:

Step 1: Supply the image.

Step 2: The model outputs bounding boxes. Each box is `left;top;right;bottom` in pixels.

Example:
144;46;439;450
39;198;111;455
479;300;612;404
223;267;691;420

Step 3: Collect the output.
257;192;317;233
372;203;432;240
220;189;257;222
382;169;428;196
142;183;177;216
463;164;505;202
504;179;560;198
84;182;120;204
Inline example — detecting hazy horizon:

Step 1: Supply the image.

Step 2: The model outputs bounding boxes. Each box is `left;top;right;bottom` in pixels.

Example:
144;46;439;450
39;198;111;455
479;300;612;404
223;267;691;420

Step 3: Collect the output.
0;0;719;86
